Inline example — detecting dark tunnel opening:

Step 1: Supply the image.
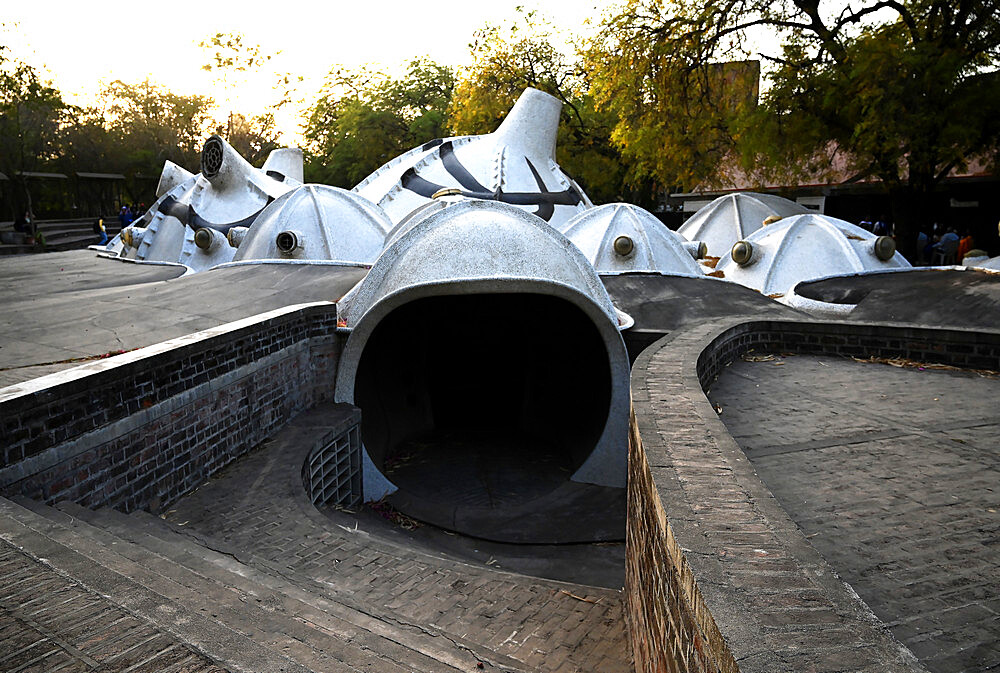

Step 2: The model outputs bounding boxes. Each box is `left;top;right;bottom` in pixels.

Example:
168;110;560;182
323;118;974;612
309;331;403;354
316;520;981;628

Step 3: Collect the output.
353;293;613;515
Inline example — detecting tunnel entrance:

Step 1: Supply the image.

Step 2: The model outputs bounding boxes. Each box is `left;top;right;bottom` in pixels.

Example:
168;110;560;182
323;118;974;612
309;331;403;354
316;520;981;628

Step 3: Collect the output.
353;293;623;542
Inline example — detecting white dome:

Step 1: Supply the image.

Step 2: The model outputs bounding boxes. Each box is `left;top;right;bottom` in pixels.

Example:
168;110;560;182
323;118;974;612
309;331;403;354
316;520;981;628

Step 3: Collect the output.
969;255;1000;271
120;136;300;268
381;197;455;249
716;213;911;296
678;192;810;258
353;88;594;231
338;199;620;327
561;203;705;276
232;184;390;264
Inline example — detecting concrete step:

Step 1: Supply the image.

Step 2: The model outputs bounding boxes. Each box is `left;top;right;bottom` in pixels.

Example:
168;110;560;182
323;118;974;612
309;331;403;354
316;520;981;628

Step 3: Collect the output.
0;220;121;254
1;497;467;673
0;235;113;255
121;508;538;673
0;244;39;256
57;501;495;673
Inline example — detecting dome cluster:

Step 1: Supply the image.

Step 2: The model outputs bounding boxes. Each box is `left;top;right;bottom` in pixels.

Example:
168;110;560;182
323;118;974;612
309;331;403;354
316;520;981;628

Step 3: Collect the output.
98;88;914;317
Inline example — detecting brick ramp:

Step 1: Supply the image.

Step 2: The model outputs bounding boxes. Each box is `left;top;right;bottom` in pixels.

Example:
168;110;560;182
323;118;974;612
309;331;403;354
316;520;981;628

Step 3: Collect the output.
0;537;224;673
164;406;631;673
56;501;524;673
0;496;479;673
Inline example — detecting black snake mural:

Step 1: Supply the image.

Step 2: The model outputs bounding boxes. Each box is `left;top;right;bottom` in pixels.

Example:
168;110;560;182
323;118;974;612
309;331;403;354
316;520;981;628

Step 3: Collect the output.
399;140;583;222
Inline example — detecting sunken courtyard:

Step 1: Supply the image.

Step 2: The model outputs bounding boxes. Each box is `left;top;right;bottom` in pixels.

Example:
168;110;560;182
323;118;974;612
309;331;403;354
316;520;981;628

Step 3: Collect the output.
1;89;998;673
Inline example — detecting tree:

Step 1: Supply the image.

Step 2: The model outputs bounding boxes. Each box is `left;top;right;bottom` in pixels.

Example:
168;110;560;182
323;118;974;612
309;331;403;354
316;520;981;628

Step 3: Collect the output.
199;32;295;159
226;112;282;166
588;0;1000;255
0;45;70;216
100;79;214;177
449;11;642;205
303;59;455;187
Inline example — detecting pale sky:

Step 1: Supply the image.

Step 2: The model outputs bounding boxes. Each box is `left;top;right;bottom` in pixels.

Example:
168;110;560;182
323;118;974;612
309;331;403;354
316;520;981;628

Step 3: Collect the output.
3;0;608;144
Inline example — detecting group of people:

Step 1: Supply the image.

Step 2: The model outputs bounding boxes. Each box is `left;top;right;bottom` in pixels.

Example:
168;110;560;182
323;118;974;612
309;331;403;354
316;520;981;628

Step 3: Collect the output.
117;203;146;227
857;215;979;265
858;216;891;236
916;224;976;265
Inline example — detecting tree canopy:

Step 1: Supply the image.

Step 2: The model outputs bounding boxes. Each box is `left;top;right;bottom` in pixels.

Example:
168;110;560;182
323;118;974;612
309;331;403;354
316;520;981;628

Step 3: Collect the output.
198;32;292;163
587;0;1000;248
4;6;999;234
100;79;214;174
301;12;644;203
303;59;455;187
449;11;641;205
0;45;70;213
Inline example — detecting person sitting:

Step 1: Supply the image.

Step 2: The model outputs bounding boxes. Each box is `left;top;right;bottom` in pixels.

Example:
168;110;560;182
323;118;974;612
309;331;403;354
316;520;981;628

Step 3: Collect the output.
932;228;960;265
957;230;974;262
93;218;109;245
916;231;929;265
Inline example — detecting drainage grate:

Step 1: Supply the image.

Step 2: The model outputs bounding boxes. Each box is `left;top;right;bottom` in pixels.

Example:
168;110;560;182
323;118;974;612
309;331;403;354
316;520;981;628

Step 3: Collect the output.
304;425;362;508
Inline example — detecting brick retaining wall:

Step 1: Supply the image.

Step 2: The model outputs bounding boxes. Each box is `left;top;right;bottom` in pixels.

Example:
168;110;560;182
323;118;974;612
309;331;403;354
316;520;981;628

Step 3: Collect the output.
697;321;1000;390
626;407;738;673
0;302;343;513
626;318;997;672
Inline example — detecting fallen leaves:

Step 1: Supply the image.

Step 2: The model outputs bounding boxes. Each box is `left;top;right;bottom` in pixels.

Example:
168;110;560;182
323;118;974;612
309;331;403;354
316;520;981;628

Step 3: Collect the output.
558;589;601;604
742;353;776;362
0;348;138;372
851;355;999;378
368;500;422;530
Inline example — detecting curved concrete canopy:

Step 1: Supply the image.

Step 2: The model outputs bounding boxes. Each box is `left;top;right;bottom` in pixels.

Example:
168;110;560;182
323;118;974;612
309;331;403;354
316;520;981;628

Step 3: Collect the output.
232;184;390;264
353;88;594;231
678;192;810;258
339;200;622;327
561;203;705;276
381;195;457;249
715;213;911;297
334;200;631;508
261;147;304;183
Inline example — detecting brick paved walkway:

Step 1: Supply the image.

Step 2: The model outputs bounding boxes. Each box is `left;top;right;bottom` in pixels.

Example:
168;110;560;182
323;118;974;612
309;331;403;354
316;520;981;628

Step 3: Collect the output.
164;431;631;673
0;538;224;673
708;353;1000;673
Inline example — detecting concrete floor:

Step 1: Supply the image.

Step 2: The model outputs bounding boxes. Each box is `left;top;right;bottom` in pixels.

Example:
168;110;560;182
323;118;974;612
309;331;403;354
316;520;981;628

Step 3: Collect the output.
709;353;1000;673
5;249;1000;673
0;250;366;387
165;422;631;672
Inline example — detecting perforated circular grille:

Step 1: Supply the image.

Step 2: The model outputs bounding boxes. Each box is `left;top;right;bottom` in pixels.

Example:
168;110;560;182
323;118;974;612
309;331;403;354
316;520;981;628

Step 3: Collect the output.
201;137;224;177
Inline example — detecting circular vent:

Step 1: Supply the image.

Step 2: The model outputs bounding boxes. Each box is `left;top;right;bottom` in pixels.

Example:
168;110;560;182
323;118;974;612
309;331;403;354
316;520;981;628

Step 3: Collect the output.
613;235;634;257
275;230;299;253
201;136;224;178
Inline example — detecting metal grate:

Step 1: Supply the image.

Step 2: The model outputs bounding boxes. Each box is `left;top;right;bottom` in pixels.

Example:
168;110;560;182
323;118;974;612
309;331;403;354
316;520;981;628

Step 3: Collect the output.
304;425;362;508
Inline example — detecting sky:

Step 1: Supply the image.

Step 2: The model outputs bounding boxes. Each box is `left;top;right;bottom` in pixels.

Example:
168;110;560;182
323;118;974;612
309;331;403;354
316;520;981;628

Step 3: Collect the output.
3;0;609;144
